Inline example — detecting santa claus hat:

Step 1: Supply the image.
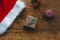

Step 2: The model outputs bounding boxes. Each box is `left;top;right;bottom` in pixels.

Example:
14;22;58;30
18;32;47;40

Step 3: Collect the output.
0;0;25;35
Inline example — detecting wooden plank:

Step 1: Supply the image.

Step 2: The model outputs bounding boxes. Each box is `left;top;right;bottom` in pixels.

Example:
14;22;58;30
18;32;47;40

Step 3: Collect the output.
0;0;60;40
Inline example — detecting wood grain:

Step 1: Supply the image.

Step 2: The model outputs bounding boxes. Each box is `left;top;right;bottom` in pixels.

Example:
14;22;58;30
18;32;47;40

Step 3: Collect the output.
0;0;60;40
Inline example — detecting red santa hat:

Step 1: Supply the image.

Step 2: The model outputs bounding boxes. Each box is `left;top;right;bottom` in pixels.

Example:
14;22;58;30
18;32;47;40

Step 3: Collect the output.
0;0;25;35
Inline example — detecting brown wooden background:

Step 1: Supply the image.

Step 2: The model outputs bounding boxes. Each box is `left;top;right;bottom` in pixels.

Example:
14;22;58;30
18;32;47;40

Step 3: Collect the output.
0;0;60;40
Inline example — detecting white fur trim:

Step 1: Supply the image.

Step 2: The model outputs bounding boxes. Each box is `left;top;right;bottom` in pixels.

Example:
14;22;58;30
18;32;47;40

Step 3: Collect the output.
0;0;25;35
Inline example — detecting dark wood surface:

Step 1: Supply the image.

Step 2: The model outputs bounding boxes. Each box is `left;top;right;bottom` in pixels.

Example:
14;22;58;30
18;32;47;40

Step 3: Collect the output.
0;0;60;40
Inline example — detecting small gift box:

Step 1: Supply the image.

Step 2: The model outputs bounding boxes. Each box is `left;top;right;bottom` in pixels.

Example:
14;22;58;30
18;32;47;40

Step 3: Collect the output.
23;15;38;31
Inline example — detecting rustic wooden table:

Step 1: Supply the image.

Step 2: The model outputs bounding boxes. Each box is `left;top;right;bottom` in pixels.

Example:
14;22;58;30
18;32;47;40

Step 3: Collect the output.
0;0;60;40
